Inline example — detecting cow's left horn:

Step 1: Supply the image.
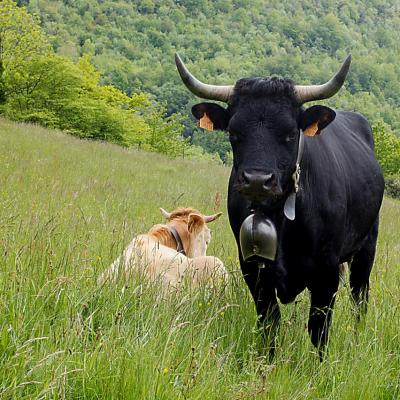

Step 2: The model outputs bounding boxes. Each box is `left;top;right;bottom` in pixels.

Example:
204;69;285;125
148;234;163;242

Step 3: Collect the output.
294;54;352;104
175;53;234;103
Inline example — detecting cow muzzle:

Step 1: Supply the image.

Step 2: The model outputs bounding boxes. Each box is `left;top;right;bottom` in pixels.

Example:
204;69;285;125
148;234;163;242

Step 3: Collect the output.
237;170;283;201
239;212;277;262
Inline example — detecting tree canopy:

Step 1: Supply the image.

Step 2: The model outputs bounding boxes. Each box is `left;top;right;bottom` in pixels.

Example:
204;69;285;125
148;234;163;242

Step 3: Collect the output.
0;0;218;161
22;0;400;136
2;0;400;174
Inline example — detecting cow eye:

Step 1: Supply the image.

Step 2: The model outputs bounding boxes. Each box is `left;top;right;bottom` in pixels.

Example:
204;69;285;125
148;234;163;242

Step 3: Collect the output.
286;130;298;142
229;129;241;143
229;132;238;143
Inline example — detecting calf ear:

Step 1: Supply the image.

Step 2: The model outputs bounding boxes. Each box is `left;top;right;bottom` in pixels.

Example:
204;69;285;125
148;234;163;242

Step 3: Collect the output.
188;213;205;234
192;103;229;131
300;105;336;136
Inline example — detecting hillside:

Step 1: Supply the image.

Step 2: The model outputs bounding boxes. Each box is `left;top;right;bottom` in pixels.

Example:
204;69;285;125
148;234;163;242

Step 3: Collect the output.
23;0;400;136
0;118;399;398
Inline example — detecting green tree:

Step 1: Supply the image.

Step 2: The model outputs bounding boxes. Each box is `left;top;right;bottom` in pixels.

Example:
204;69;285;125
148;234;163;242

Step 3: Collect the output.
0;0;50;103
0;2;191;157
144;103;188;157
191;129;230;163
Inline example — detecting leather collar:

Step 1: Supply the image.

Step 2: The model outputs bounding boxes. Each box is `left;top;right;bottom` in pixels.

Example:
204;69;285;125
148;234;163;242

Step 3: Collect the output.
164;225;186;256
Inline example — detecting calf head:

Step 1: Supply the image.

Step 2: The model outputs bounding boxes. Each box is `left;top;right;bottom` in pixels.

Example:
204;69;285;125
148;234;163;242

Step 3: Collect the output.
159;207;222;257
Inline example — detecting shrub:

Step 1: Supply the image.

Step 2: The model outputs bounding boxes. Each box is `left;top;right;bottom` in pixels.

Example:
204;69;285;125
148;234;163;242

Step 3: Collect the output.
373;122;400;176
6;109;60;128
385;175;400;199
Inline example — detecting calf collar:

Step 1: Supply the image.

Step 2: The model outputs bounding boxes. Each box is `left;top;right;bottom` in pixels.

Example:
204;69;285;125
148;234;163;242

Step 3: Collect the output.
164;225;187;256
283;130;304;221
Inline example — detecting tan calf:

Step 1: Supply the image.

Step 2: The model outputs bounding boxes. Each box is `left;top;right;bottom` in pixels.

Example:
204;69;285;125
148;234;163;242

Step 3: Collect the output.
98;207;227;288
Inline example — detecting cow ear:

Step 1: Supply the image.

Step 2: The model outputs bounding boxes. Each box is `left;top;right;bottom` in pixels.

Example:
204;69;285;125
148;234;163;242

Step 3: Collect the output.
300;105;336;136
188;213;205;234
192;103;229;131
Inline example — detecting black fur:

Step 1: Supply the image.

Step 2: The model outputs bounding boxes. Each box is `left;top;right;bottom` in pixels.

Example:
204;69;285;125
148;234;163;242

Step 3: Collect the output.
233;77;296;100
190;76;384;358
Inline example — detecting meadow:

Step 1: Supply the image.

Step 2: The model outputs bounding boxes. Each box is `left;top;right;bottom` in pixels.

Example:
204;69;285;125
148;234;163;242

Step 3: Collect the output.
0;117;399;399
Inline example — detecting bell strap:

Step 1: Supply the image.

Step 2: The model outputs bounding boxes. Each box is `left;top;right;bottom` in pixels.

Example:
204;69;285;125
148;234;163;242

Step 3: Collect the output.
284;130;305;221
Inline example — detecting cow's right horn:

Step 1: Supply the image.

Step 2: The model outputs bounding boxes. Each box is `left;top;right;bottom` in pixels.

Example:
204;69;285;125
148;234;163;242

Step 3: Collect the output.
294;54;352;104
175;53;234;103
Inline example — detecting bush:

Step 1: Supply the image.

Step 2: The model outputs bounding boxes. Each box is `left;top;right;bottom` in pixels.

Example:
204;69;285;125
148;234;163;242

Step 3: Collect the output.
385;175;400;199
1;52;190;155
55;98;126;143
7;109;60;128
373;122;400;176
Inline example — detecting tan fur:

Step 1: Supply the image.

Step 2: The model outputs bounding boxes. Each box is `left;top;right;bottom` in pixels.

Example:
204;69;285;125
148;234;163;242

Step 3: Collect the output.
304;121;319;136
147;225;178;250
147;208;205;256
98;207;226;288
188;214;205;234
197;113;214;131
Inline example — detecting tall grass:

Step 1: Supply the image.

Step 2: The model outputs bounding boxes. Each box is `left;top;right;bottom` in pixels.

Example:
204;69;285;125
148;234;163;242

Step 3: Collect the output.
0;118;399;399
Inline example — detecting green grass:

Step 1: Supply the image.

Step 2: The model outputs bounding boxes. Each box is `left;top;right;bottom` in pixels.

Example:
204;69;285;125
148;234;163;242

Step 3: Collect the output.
0;118;399;399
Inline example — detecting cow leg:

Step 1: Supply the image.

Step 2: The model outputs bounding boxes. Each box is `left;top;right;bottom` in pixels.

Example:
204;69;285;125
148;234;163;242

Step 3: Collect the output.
241;261;281;359
349;219;379;319
308;266;339;359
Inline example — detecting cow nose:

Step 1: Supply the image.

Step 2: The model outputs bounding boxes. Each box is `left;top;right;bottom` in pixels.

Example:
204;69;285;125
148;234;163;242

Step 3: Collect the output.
239;170;280;199
243;170;274;187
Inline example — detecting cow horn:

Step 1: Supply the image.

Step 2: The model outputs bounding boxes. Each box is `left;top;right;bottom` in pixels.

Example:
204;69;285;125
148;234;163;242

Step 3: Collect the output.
204;212;222;223
294;55;352;104
160;208;172;219
175;53;234;103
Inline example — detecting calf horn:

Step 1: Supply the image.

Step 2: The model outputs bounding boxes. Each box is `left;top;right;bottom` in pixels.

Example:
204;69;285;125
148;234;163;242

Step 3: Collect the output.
175;53;234;103
204;212;222;223
160;208;172;219
294;55;352;104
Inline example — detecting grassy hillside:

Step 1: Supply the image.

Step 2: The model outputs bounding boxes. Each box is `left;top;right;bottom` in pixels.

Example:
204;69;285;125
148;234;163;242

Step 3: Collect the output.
0;118;399;399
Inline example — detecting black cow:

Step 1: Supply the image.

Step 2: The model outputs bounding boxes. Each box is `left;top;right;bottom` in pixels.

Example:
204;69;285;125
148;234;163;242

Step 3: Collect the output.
175;54;384;357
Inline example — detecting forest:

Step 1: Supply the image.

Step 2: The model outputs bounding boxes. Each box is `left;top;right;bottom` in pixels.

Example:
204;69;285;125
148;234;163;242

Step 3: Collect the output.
1;0;400;178
21;0;400;129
